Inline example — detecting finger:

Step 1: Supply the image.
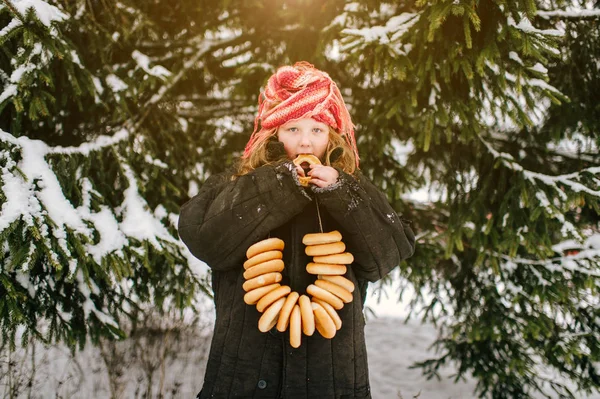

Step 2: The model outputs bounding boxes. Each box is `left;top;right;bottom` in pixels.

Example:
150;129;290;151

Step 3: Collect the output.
309;178;327;188
296;165;306;177
309;170;330;182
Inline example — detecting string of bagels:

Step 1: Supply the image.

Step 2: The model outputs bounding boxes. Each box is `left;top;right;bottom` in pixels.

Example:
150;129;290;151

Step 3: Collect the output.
242;154;356;348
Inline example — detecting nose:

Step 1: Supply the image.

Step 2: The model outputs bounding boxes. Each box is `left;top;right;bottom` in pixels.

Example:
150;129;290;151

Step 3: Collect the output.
299;130;311;148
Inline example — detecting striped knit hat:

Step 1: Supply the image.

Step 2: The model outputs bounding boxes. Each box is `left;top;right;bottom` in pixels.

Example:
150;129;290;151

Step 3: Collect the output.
243;62;359;166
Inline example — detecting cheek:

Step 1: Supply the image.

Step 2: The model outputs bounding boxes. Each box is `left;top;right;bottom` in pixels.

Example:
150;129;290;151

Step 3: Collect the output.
313;137;329;158
276;134;297;158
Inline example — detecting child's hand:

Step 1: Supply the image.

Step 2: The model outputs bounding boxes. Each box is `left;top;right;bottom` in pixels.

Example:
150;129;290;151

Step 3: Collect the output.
308;164;339;188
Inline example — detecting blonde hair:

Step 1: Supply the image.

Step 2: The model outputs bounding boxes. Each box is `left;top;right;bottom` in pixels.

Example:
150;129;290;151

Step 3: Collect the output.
235;127;357;177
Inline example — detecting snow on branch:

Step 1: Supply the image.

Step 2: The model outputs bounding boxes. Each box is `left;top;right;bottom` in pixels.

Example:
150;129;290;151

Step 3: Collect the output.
537;9;600;20
49;127;131;155
479;135;600;239
507;15;563;36
117;157;179;249
0;128;208;281
1;129;171;269
498;234;600;279
341;12;420;46
146;35;241;105
0;17;22;38
0;40;53;105
525;166;600;198
334;9;420;56
5;0;68;26
131;50;172;81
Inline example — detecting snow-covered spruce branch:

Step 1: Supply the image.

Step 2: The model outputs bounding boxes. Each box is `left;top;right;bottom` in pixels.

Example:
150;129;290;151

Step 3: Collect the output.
144;34;242;106
479;135;600;239
1;0;27;23
488;131;599;163
480;134;600;198
1;36;242;157
0;0;74;105
497;247;600;278
537;9;600;20
507;15;563;37
337;12;421;56
0;128;200;274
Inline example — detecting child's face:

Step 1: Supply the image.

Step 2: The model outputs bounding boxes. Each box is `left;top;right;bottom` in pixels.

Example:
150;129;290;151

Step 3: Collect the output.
276;118;330;160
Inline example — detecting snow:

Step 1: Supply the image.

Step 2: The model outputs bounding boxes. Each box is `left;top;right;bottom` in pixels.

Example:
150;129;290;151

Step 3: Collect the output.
530;62;548;74
131;50;172;80
12;0;68;27
118;161;178;249
50;127;130;155
586;233;600;249
6;296;600;398
537;9;600;19
91;76;104;95
508;16;563;37
0;133;91;240
342;12;419;45
84;206;128;264
509;51;523;64
76;269;118;328
144;154;168;169
0;18;22;38
547;132;598;157
0;83;17;104
0;126;199;290
340;12;420;56
105;74;128;92
365;317;480;399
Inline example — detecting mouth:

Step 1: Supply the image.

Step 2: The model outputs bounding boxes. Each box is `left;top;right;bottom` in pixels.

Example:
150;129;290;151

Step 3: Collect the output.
295;154;313;174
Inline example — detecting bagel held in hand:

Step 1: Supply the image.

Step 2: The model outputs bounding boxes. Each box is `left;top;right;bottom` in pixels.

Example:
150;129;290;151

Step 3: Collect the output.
293;154;321;187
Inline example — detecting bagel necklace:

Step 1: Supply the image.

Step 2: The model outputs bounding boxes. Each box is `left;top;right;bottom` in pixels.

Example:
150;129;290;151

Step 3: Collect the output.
242;154;355;348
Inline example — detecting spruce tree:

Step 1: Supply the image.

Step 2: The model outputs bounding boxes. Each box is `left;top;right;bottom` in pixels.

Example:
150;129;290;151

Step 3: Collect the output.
327;0;600;397
2;0;598;397
0;0;346;348
0;0;224;348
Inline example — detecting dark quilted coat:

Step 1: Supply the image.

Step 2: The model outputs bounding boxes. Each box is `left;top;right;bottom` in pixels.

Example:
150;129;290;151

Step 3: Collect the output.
178;161;415;399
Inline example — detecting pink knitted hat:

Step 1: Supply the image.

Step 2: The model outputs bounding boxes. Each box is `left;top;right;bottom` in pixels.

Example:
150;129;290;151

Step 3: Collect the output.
243;62;359;166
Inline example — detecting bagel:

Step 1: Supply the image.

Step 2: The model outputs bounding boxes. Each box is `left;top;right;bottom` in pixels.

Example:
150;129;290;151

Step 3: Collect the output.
242;272;282;292
243;259;285;280
306;263;347;276
312;252;354;265
293;154;321;167
306;284;344;310
244;250;282;270
246;238;285;259
312;302;337;339
290;305;302;348
258;297;286;332
313;299;342;330
305;241;346;257
298;295;315;336
256;285;292;313
276;291;300;332
314;279;353;303
318;275;355;293
302;230;342;246
293;154;321;187
243;283;281;305
243;229;356;346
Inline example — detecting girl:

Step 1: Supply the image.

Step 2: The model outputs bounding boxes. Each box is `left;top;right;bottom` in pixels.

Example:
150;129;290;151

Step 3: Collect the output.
178;62;415;399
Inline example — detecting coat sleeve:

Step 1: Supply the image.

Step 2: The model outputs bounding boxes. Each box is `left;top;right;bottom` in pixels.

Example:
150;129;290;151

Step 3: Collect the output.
178;162;313;272
314;170;416;282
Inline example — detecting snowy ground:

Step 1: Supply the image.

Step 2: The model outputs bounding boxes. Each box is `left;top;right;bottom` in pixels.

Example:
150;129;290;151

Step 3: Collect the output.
2;279;599;398
363;281;600;399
